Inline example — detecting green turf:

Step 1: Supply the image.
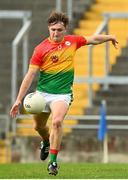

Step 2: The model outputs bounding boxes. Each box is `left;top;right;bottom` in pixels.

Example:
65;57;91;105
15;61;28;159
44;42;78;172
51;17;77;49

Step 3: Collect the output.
0;162;128;179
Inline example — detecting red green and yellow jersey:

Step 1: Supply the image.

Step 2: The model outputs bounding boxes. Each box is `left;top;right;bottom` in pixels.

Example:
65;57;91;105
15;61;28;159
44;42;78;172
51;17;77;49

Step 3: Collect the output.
29;35;87;94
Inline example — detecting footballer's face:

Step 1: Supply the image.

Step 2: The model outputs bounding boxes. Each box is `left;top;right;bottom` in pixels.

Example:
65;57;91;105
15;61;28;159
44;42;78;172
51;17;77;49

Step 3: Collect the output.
48;22;66;42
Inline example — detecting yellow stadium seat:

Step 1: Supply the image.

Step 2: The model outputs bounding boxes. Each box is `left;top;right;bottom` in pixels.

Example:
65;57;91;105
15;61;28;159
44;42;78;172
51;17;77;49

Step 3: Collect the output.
0;140;11;163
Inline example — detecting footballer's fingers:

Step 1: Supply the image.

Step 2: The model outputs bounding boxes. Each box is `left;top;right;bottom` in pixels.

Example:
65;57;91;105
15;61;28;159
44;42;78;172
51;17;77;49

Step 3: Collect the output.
10;102;21;118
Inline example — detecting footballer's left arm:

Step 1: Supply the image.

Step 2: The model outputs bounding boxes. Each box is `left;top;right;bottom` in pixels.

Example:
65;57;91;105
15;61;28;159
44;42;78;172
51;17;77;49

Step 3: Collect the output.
84;34;118;49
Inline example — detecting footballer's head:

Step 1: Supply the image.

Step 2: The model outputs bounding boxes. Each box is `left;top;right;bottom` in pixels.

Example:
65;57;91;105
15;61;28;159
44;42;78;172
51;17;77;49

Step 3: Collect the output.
47;11;69;42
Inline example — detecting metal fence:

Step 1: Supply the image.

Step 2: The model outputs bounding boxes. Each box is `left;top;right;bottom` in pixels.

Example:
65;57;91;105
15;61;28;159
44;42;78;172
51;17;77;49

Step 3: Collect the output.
0;10;32;105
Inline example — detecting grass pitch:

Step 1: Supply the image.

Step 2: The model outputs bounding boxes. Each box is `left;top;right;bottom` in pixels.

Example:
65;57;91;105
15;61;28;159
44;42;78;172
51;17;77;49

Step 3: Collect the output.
0;162;128;179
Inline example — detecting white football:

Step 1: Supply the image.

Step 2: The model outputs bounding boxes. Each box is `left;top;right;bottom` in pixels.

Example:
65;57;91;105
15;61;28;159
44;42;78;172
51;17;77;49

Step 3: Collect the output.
23;92;46;114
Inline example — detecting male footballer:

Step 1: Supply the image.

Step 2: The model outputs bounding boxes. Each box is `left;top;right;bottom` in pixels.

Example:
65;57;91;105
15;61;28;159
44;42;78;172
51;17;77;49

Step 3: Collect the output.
10;11;118;175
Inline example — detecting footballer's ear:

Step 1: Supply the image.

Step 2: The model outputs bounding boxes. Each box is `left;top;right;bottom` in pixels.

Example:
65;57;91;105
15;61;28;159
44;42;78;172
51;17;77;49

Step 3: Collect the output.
48;26;50;30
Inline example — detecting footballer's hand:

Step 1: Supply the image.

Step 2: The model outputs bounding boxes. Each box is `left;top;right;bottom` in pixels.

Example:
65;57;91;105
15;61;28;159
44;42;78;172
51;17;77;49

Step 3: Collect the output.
10;101;21;118
111;36;119;49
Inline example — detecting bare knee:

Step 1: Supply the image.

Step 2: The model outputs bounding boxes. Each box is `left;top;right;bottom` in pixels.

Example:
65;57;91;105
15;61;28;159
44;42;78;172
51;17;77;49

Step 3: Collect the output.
52;116;63;129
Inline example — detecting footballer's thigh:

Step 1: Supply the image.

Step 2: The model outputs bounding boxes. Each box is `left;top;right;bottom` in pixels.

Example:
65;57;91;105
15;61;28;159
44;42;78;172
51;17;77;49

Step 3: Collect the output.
50;100;69;124
33;112;50;129
50;93;71;124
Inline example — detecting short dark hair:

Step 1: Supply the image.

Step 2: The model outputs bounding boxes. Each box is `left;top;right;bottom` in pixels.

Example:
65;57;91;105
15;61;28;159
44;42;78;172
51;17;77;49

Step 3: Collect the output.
47;11;69;28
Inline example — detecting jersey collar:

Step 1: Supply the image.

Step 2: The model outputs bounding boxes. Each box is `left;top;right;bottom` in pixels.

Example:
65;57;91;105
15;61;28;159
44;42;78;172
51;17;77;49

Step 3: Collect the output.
48;37;65;44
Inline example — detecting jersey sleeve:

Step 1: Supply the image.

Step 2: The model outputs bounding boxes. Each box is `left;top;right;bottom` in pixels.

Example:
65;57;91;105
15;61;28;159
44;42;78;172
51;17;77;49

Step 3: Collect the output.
74;35;87;49
29;47;42;68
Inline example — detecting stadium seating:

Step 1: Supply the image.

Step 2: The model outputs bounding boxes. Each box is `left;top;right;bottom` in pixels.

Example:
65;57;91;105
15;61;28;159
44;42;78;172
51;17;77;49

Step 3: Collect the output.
16;117;78;136
0;140;11;163
68;0;128;138
70;0;128;117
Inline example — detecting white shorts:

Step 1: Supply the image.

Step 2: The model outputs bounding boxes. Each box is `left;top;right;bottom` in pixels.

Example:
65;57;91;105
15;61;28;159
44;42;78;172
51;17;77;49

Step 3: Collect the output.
36;91;72;112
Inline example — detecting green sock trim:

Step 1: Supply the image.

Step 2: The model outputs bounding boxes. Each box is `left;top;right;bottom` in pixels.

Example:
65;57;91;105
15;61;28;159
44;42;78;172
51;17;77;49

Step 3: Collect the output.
50;154;57;162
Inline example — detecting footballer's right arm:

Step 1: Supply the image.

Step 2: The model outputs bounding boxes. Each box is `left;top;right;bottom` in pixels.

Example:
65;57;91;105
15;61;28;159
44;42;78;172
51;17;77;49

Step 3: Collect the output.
10;67;39;118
